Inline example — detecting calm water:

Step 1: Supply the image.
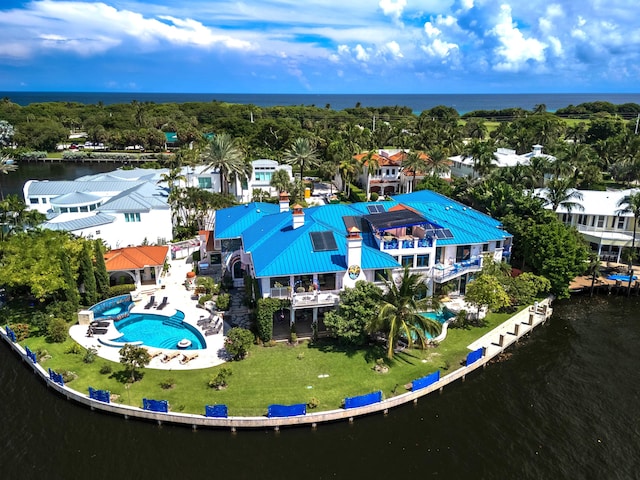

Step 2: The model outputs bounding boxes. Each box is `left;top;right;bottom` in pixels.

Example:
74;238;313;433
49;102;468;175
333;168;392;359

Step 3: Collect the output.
3;92;640;114
1;297;639;479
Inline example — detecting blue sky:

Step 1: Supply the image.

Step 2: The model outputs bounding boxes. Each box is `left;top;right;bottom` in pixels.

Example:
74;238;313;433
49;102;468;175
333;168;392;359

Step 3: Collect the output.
1;0;639;94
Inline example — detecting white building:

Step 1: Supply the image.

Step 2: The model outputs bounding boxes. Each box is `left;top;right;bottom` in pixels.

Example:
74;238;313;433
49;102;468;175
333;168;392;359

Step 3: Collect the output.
544;188;639;263
449;145;554;179
24;168;172;248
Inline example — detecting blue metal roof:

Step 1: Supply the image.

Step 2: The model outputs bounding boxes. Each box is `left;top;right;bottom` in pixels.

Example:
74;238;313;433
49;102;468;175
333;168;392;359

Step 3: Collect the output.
50;191;101;205
215;202;281;239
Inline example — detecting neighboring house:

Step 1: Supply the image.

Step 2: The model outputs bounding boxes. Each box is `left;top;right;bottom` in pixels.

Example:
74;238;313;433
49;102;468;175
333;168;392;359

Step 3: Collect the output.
104;245;169;289
449;145;554;179
211;190;512;328
24;168;172;248
239;159;293;203
545;188;638;263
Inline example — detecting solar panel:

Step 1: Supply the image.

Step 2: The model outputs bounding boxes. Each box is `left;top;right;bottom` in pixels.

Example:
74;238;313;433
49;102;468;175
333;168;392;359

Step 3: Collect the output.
434;228;454;239
310;231;338;252
366;204;385;214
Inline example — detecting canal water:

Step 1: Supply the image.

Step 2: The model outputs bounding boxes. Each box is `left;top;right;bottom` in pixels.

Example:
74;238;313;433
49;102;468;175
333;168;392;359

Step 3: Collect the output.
1;297;639;479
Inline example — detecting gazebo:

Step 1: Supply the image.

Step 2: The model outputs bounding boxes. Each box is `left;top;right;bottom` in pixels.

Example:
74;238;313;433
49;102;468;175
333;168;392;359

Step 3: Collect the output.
104;245;169;289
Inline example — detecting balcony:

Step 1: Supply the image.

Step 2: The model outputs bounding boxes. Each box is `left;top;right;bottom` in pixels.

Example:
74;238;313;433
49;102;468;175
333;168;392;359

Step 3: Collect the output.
380;234;432;251
291;290;340;308
432;257;482;283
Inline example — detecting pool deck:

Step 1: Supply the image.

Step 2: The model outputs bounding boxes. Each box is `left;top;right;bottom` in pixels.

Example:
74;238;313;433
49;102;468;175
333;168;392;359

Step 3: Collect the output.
69;256;228;370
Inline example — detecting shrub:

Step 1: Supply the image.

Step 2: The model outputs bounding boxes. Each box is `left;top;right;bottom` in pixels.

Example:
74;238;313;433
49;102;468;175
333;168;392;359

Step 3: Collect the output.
65;343;83;355
159;378;175;390
10;323;30;341
256;297;282;342
83;347;98;364
61;371;78;383
224;327;254;360
370;192;379;201
47;318;68;343
208;367;232;389
107;284;136;297
307;397;320;409
99;364;112;375
36;348;50;362
348;184;366;203
198;294;213;306
216;293;231;311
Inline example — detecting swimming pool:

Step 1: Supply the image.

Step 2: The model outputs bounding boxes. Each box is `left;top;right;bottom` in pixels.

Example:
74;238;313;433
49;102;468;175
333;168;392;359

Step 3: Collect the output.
112;310;206;350
420;308;455;324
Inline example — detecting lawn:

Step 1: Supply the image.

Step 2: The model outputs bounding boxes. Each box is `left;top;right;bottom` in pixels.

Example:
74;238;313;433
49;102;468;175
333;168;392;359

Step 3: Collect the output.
16;309;518;417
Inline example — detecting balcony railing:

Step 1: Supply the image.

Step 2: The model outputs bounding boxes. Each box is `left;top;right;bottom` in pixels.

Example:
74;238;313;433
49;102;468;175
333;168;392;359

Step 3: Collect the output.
432;257;482;283
381;236;432;251
291;290;340;308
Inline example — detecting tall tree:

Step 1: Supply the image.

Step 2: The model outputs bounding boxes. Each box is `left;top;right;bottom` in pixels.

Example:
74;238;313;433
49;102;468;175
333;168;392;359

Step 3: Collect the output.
367;267;441;359
616;191;640;295
283;137;320;180
78;242;97;305
541;178;584;212
93;240;110;299
402;151;428;193
200;133;246;195
269;168;292;194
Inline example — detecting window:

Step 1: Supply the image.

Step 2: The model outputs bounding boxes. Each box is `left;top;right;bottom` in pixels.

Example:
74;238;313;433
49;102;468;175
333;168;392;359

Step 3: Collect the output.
80;206;88;212
254;171;273;183
482;243;489;252
374;269;389;281
124;213;141;222
416;254;430;267
69;207;78;213
198;177;212;189
42;198;47;204
95;230;100;235
597;216;605;228
617;217;626;229
401;255;413;267
89;204;97;211
29;198;39;204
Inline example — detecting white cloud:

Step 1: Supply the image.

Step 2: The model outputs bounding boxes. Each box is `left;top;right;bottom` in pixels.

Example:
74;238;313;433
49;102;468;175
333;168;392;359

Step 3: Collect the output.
384;41;403;58
424;22;441;38
354;44;370;62
422;38;459;58
379;0;407;20
490;4;547;72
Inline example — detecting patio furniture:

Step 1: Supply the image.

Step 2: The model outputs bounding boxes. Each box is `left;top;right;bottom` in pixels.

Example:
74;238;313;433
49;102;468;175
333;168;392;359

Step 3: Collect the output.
144;296;155;310
156;297;169;310
179;352;199;365
160;351;181;363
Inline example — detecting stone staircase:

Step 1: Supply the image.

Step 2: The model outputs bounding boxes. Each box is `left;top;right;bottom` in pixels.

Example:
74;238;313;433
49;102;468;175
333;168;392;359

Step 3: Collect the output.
225;287;252;330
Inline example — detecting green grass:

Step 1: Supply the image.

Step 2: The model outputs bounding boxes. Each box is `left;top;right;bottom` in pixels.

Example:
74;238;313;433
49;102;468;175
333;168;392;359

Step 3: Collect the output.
19;310;519;416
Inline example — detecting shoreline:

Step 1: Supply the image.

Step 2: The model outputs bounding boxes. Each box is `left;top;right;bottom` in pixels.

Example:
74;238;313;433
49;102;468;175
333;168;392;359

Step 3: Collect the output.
0;298;552;431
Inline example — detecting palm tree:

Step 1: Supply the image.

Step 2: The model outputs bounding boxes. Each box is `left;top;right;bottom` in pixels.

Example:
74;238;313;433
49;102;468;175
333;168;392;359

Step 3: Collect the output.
425;146;451;177
0;155;18;200
402;151;428;193
200;133;245;195
269;168;291;194
283;137;320;181
360;150;380;200
542;178;584;212
616;191;640;295
463;139;497;178
367;267;442;359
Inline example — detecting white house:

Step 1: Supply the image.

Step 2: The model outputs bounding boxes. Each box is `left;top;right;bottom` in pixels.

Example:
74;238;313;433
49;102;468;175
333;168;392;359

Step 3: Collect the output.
24;168;172;248
544;188;639;263
449;145;554;179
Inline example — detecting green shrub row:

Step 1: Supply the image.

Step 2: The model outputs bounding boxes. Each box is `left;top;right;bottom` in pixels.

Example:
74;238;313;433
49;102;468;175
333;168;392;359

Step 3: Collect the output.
349;184;367;203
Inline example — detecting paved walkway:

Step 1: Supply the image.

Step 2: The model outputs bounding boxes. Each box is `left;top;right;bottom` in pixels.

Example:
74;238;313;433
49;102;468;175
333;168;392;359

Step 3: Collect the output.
69;256;228;370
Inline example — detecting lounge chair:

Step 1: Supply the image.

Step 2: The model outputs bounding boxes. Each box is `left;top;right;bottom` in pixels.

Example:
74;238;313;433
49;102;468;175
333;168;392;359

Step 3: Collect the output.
156;297;169;310
145;347;163;359
144;295;155;310
160;351;181;363
179;352;199;365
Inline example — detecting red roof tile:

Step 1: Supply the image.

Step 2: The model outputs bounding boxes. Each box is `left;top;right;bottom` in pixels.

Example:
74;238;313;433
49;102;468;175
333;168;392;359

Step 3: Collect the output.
104;245;168;271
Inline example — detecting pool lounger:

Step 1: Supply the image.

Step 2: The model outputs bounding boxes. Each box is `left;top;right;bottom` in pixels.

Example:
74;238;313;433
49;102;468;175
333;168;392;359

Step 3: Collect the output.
160;351;181;363
156;297;169;310
145;347;163;359
180;352;199;365
144;296;156;310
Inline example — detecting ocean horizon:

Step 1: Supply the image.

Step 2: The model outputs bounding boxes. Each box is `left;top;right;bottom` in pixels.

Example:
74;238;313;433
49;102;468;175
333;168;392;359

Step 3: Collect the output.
3;92;640;114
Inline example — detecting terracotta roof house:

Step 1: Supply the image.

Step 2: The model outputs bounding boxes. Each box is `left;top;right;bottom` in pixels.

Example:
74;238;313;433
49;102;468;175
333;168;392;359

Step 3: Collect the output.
104;245;169;288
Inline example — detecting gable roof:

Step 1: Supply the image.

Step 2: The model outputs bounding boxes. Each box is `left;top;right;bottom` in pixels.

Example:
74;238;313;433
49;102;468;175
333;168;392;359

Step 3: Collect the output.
104;245;169;271
215;202;281;239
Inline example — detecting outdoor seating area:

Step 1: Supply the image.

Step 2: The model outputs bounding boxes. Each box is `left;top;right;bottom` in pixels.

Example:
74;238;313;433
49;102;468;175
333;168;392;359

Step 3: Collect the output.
198;315;224;336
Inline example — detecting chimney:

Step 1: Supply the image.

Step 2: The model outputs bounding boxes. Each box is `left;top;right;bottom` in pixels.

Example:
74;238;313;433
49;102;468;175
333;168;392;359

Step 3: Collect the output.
279;191;290;213
292;204;305;229
532;144;543;156
343;226;365;288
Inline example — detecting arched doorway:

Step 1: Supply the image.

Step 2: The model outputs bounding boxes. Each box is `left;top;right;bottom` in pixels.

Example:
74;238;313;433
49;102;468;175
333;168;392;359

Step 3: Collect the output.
109;271;135;287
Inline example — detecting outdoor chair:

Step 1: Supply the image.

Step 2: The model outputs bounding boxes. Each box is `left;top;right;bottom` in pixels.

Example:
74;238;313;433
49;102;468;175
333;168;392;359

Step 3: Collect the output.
144;296;155;309
156;297;169;310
